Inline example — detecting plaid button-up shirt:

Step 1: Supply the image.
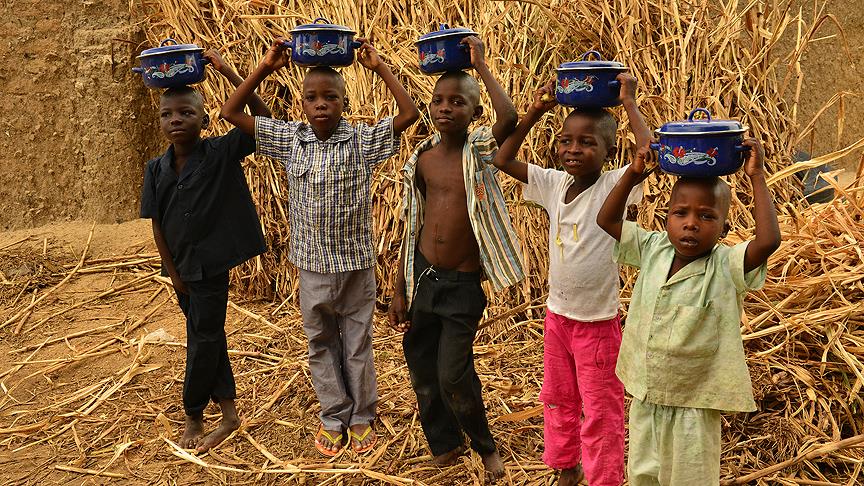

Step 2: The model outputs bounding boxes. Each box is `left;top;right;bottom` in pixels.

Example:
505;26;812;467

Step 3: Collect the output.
400;126;526;307
256;116;398;273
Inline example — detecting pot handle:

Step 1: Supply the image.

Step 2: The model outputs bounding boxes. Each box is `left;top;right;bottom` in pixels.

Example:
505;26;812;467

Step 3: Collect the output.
581;50;604;61
351;40;362;49
608;80;621;90
160;38;179;47
735;145;751;153
687;107;712;122
280;40;293;50
439;22;450;30
131;67;144;74
649;143;661;151
313;17;331;24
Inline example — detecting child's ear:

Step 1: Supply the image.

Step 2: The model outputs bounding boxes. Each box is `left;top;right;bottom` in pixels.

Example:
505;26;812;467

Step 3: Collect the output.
343;96;350;113
201;113;210;130
472;105;483;121
606;143;618;161
721;221;731;238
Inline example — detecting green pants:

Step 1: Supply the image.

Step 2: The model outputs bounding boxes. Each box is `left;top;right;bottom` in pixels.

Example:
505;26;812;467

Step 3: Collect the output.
627;398;721;486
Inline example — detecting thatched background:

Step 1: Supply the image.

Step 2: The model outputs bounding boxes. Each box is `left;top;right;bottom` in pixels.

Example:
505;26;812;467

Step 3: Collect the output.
1;0;860;484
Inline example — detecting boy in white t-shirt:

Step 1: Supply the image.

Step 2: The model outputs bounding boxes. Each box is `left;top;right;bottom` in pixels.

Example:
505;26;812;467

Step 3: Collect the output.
492;77;650;486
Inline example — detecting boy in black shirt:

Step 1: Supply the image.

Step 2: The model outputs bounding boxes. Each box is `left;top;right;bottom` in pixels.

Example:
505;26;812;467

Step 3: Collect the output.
139;49;270;453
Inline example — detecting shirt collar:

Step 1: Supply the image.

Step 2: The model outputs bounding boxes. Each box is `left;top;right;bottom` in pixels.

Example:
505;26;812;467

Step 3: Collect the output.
297;118;353;144
159;139;205;182
661;236;718;286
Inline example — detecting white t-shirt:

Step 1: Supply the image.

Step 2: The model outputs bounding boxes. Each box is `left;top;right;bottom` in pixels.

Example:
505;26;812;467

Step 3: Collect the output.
524;164;642;321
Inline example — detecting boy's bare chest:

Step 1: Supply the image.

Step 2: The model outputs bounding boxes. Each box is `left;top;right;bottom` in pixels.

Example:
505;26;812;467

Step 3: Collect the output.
417;151;466;198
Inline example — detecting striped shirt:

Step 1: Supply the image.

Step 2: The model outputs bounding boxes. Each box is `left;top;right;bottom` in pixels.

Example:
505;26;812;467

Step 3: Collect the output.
400;126;525;306
255;116;398;273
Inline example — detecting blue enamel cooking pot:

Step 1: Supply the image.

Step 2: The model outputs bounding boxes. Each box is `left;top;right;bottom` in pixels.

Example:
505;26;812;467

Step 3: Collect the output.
651;108;749;177
415;24;478;74
286;18;361;67
555;51;627;108
132;39;209;89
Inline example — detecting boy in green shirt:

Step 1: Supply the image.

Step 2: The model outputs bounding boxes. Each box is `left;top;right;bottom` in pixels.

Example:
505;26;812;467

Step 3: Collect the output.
596;140;781;485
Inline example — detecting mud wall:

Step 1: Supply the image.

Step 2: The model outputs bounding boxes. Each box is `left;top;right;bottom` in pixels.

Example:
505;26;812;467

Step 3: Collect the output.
0;0;160;230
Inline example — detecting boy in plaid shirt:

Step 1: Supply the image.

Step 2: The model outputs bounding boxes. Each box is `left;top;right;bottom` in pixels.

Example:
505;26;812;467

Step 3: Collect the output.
222;38;419;456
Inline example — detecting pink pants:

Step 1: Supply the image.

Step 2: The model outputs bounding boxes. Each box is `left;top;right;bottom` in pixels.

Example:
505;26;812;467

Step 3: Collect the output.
540;310;625;486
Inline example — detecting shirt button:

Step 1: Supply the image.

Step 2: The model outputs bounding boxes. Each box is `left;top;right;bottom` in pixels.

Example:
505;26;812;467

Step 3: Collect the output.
184;212;190;218
178;184;184;189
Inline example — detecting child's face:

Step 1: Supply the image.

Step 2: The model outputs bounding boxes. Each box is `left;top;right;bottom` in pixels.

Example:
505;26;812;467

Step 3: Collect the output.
301;72;346;134
159;93;205;145
556;115;611;178
429;77;481;134
665;181;729;260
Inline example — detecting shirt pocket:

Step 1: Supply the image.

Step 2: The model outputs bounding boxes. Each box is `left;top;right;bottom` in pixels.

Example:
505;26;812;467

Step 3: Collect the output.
668;302;719;358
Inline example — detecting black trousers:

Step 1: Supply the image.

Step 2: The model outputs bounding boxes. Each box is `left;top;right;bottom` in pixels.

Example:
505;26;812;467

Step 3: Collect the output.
176;272;235;416
402;249;496;456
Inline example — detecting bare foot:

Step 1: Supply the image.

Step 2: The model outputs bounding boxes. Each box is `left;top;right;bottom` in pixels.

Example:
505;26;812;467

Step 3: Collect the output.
559;464;585;486
179;414;204;449
349;423;376;452
196;399;240;453
481;451;505;483
431;445;467;466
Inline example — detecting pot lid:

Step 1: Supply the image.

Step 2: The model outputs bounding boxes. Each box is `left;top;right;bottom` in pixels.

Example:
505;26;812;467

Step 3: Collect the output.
291;17;355;34
138;38;203;58
557;50;626;70
416;23;478;42
656;108;747;135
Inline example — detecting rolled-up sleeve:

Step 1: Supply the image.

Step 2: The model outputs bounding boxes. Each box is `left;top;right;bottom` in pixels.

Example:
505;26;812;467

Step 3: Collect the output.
613;220;652;268
727;240;768;292
358;116;399;166
255;116;299;164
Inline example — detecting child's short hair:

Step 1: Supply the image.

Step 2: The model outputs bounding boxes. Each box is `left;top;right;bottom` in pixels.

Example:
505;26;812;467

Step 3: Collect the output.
435;71;481;106
565;108;617;148
304;66;346;94
671;177;732;217
161;86;205;110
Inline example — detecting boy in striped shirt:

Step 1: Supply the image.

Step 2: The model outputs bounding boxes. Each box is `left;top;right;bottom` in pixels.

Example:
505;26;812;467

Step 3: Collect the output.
388;36;524;483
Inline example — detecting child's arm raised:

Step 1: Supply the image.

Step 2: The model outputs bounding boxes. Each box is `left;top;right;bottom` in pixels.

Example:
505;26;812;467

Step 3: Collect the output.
741;138;781;272
597;146;654;240
204;49;272;118
356;39;420;135
220;39;290;135
617;73;651;151
462;36;517;146
491;82;558;183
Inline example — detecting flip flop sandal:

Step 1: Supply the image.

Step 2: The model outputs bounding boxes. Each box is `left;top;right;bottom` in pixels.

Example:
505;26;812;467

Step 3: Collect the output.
349;425;377;454
314;425;343;457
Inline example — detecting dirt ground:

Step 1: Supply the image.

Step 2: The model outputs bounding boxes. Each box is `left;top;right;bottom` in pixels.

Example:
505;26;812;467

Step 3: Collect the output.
0;221;554;485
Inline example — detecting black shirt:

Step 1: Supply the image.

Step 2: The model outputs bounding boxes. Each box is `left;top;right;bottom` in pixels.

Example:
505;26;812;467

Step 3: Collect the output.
140;128;266;281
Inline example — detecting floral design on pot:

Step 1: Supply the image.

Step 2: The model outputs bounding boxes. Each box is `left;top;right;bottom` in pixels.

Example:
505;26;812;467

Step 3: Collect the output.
652;108;749;177
555;51;627;108
657;144;720;167
415;24;478;74
286;18;361;67
132;39;209;89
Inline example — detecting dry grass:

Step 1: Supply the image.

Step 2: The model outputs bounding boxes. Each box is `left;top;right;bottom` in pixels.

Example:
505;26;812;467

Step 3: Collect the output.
0;0;861;484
